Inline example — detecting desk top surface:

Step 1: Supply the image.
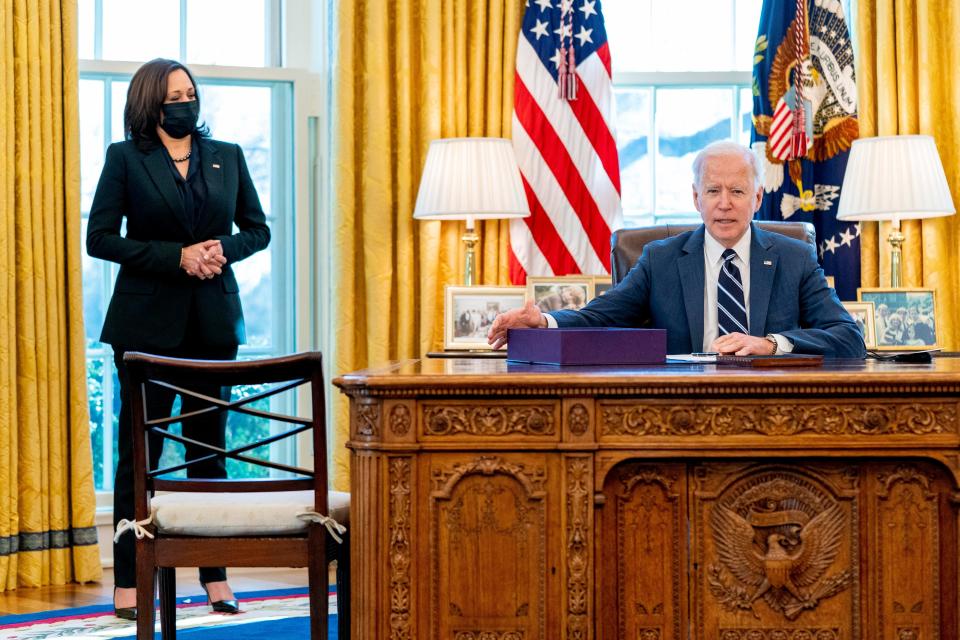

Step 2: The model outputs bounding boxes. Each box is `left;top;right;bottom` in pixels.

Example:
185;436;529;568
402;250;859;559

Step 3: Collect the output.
334;356;960;396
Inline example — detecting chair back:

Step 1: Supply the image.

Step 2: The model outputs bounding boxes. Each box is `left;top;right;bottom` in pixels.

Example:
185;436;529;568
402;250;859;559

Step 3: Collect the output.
123;351;328;523
609;220;816;285
123;351;348;640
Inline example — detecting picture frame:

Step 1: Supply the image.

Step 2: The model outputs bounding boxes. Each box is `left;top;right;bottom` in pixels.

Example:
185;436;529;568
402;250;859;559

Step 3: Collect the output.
592;275;613;297
857;288;939;351
841;301;877;349
444;285;526;350
526;276;595;312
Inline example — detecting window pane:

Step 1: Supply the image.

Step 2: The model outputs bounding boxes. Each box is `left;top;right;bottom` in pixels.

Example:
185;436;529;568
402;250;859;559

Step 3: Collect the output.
652;0;734;71
87;356;105;489
79;79;105;213
655;88;733;213
111;81;130;143
234;247;273;349
602;0;653;73
735;0;764;72
102;0;179;62
199;84;273;215
81;219;107;344
739;87;753;147
186;0;266;67
614;87;653;218
78;0;95;59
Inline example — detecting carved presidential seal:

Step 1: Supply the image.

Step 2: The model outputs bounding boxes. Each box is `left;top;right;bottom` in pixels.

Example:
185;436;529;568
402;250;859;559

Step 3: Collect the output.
708;471;852;620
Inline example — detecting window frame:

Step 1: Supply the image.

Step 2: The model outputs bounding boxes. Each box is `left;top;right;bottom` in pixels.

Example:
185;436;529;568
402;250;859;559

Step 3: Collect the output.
612;70;753;228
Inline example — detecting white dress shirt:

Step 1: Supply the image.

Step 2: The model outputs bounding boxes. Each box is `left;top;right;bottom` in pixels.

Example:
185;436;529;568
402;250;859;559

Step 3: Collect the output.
702;228;752;351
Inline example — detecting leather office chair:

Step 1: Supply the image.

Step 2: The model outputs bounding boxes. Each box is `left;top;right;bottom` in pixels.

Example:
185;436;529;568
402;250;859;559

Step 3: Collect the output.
121;351;349;640
609;220;816;285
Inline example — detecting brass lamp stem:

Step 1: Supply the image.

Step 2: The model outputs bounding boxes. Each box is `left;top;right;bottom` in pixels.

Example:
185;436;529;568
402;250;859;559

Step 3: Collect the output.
463;217;478;286
888;218;904;288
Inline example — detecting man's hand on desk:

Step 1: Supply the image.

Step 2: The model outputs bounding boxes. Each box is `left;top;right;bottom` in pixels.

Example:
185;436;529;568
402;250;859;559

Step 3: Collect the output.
487;299;547;350
711;332;777;356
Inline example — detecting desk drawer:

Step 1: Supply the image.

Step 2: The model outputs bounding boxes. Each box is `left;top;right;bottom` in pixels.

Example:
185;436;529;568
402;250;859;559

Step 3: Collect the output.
420;400;560;441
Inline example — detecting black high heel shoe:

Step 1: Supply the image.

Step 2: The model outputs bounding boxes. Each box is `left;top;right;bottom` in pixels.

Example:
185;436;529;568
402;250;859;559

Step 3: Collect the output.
113;587;137;621
200;581;240;614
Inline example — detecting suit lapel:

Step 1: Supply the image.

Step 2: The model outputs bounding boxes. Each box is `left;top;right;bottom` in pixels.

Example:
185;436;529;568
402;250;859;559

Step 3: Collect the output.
678;227;706;350
199;140;224;230
749;224;777;337
142;147;193;237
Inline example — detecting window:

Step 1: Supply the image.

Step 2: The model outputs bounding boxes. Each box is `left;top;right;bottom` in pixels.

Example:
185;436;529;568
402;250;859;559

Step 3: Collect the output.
604;0;763;226
78;1;304;493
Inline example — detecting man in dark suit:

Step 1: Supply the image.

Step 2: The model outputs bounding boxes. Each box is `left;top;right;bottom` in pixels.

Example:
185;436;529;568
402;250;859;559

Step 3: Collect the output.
489;141;865;358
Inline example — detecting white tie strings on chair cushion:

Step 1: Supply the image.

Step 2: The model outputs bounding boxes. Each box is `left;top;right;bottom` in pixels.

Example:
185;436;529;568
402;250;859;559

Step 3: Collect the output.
147;490;350;539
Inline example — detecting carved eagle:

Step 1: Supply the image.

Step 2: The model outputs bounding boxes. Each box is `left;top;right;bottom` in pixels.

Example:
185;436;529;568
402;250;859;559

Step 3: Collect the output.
710;501;845;611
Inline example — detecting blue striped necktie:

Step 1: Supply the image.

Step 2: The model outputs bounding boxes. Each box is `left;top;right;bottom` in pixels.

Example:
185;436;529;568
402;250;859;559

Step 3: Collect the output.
718;248;748;336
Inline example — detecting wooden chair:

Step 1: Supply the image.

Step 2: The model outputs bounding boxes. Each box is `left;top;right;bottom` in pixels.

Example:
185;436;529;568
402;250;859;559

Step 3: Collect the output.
120;351;349;640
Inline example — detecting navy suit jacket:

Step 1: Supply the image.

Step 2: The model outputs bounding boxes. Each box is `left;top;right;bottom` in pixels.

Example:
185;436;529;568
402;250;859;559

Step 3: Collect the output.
549;224;866;358
86;138;270;350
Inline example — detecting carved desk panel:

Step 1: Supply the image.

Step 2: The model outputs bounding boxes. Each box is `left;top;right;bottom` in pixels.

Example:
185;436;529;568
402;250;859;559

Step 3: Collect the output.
336;358;960;640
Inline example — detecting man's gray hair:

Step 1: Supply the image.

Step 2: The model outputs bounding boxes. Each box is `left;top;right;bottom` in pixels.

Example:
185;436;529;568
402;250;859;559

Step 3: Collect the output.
692;141;763;189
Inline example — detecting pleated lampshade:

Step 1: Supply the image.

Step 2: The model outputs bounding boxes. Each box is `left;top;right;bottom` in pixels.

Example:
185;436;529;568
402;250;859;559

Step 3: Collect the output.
837;135;956;223
413;138;530;223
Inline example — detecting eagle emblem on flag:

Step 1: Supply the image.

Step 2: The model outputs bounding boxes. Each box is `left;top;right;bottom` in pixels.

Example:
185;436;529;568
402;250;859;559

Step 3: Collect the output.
751;0;861;300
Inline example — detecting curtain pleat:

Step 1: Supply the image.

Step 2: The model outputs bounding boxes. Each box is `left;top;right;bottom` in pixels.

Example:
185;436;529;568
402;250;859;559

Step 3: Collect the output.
332;0;523;487
0;0;100;590
856;0;960;349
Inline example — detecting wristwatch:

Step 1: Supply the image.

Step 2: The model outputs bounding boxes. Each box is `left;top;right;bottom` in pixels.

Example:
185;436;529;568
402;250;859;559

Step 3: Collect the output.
765;334;779;355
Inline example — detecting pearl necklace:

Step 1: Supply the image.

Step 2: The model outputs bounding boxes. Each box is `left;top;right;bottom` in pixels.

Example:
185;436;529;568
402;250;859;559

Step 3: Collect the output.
171;150;191;163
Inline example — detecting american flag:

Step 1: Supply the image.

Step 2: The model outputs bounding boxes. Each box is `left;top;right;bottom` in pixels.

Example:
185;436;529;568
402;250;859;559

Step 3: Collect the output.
509;0;622;284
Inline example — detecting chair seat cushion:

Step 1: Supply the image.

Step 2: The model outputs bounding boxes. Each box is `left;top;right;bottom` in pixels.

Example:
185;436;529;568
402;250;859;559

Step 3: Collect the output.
150;490;349;537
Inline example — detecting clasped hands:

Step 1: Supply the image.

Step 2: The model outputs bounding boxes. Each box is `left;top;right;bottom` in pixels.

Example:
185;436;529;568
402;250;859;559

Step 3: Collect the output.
487;299;776;355
180;239;227;280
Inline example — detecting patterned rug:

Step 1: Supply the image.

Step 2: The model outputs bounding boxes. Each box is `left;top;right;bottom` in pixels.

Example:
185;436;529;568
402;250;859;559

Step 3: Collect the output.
0;587;337;639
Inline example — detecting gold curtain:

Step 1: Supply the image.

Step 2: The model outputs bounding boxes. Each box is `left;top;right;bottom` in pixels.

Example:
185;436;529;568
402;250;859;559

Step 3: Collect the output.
332;0;523;486
0;0;101;589
855;0;960;348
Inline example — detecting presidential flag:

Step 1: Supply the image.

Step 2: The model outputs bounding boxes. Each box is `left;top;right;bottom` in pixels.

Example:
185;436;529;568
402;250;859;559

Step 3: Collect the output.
510;0;622;284
751;0;861;300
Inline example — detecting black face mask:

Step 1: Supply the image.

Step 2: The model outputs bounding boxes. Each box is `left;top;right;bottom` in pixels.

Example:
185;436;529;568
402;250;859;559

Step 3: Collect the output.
159;100;199;139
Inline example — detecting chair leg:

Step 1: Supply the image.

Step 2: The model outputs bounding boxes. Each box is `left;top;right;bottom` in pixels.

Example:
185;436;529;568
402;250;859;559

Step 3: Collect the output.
336;532;351;640
136;544;156;640
308;527;329;640
159;567;177;640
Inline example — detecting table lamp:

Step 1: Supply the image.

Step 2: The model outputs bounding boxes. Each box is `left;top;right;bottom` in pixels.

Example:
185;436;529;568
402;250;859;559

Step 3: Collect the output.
837;135;956;287
413;138;529;285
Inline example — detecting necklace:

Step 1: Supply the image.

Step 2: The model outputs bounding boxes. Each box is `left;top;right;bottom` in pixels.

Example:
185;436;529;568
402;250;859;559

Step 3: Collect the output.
170;150;191;163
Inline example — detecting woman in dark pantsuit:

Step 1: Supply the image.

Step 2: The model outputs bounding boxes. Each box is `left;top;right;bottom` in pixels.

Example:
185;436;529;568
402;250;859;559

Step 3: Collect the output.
86;58;270;619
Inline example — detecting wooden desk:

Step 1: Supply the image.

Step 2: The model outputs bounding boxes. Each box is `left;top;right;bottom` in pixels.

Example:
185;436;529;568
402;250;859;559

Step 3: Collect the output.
335;359;960;640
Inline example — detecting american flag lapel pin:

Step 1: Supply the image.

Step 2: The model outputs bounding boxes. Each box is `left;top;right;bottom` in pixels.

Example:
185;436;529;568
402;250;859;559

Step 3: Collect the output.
212;163;221;169
763;260;773;266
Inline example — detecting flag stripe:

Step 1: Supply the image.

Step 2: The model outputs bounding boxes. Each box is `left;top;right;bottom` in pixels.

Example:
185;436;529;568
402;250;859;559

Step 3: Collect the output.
512;114;607;274
517;174;583;275
514;75;612;271
570;65;621;194
515;38;621;223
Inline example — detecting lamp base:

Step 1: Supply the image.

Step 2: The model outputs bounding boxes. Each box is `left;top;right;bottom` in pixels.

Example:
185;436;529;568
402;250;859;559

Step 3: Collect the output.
887;221;904;288
462;226;479;286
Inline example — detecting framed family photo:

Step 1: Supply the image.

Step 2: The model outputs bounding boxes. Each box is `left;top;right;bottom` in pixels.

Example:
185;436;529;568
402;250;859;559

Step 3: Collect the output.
841;301;877;349
444;286;526;350
857;288;939;350
592;275;613;297
526;276;594;313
